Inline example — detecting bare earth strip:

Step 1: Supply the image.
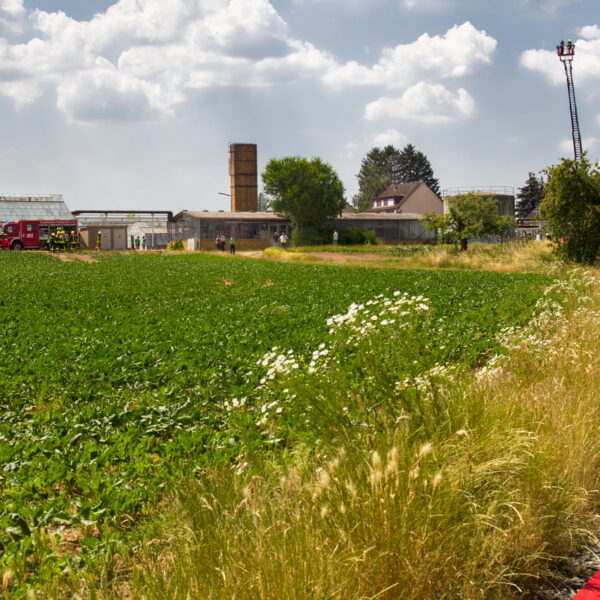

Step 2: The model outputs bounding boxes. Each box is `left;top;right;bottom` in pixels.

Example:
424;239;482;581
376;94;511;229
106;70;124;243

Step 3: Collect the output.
50;252;98;263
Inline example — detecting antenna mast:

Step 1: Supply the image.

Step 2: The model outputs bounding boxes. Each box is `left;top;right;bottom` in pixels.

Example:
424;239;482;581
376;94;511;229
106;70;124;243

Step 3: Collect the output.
556;39;583;161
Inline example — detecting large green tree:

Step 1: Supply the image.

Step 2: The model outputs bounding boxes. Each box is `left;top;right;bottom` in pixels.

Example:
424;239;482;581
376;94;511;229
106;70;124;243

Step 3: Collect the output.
353;143;440;211
262;156;345;244
516;172;545;221
422;193;514;251
541;156;600;264
353;145;399;211
396;144;440;196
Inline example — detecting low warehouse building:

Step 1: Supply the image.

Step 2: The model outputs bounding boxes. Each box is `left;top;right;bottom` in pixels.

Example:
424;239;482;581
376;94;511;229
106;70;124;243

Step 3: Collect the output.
73;210;173;249
170;210;434;247
170;211;290;250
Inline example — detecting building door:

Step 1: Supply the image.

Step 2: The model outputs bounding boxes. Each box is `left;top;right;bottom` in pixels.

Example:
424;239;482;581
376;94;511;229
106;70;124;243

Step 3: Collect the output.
113;229;126;250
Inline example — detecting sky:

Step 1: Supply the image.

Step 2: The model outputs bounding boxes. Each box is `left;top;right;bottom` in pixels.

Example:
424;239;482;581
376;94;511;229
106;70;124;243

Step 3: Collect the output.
0;0;599;213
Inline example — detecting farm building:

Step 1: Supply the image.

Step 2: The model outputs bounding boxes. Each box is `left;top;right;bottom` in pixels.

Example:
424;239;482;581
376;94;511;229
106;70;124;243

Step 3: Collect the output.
72;210;174;250
170;210;435;247
0;195;71;221
333;212;435;243
170;211;290;250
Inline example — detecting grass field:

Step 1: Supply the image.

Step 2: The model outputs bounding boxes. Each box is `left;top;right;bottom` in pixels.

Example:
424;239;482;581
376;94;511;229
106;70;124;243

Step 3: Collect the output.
0;250;567;597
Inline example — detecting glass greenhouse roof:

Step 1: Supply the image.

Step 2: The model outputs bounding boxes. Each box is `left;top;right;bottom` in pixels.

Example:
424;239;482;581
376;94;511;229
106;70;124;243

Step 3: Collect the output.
0;195;71;222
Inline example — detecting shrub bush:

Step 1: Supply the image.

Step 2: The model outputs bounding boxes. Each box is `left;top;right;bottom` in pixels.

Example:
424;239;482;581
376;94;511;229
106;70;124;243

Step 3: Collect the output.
338;227;377;245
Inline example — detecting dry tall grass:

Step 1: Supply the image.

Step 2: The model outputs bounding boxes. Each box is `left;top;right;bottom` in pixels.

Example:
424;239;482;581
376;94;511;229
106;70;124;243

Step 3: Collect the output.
263;242;558;274
99;269;600;600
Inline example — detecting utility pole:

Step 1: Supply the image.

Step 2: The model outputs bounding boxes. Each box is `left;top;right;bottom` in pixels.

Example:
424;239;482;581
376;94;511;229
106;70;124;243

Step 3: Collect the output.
556;39;583;161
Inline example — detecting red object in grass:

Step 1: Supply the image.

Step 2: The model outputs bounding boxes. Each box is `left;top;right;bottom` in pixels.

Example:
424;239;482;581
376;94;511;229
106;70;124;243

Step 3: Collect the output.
574;571;600;600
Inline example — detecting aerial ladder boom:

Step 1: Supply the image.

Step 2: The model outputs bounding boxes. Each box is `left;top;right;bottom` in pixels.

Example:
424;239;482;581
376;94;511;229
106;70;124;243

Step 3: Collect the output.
557;39;583;161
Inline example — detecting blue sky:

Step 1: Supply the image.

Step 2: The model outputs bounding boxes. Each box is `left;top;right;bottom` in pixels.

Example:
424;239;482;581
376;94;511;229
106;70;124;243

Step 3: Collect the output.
0;0;599;212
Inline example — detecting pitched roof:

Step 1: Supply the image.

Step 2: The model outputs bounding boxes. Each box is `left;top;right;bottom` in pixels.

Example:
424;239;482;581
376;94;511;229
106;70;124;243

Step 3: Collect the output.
374;181;423;201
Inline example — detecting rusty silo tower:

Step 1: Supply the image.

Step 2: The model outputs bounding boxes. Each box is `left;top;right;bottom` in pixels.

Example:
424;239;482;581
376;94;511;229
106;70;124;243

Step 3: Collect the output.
229;143;258;212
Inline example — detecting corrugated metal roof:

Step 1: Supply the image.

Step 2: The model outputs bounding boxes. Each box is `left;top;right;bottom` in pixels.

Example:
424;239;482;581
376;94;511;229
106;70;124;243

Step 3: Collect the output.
181;211;287;220
180;211;424;222
0;195;71;221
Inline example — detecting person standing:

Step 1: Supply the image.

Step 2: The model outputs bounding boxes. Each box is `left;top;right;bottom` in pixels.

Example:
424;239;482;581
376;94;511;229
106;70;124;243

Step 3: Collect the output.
96;230;102;251
229;236;236;254
70;230;78;251
58;229;66;252
332;230;339;245
142;235;146;250
272;231;279;246
135;236;141;250
280;232;288;248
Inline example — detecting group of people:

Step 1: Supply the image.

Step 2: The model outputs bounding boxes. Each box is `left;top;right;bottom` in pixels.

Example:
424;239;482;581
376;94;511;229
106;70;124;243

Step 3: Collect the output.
557;39;575;57
215;234;236;254
272;231;289;248
47;229;78;252
134;235;147;250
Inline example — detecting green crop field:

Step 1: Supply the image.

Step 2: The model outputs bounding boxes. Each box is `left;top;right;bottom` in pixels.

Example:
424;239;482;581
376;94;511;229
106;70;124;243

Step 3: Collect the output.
0;252;552;595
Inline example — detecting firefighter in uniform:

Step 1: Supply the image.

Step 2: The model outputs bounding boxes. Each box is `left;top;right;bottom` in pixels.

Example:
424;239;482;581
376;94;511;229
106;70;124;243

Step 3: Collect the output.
96;230;102;251
70;230;77;251
58;229;66;252
48;231;56;252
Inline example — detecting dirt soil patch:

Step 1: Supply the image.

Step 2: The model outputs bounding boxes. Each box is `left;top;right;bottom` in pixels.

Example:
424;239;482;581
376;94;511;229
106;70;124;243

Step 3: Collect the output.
51;252;98;263
301;251;382;264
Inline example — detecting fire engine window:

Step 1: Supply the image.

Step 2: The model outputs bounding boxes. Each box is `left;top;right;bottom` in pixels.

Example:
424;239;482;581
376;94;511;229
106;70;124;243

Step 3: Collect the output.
6;226;15;233
26;224;36;232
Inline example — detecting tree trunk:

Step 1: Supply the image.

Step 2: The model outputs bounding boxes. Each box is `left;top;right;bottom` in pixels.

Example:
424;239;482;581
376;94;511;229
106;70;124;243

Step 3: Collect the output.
460;238;468;252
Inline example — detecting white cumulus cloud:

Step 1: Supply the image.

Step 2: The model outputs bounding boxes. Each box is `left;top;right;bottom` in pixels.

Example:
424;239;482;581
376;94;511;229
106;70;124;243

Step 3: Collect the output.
323;21;496;90
56;58;175;122
580;25;600;40
0;0;335;120
371;129;408;146
0;0;25;33
365;82;475;123
0;1;490;124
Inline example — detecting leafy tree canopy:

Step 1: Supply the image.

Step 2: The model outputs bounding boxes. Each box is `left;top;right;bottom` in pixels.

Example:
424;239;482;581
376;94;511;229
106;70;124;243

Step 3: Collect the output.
422;193;514;251
353;143;440;211
541;156;600;264
516;172;545;221
353;160;393;212
262;156;345;231
396;144;440;196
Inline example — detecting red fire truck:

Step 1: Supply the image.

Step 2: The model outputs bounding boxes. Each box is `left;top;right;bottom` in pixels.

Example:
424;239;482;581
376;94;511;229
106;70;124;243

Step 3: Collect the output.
0;219;79;250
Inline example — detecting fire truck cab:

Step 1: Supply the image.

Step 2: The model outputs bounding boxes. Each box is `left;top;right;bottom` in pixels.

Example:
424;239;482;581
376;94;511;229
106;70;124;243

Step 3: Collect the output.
0;219;79;250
